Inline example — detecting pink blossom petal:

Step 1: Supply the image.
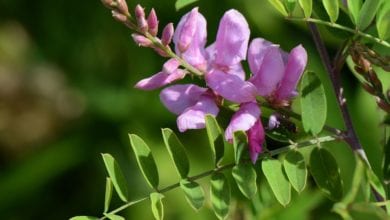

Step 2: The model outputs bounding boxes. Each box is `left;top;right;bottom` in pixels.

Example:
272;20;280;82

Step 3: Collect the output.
249;46;285;97
247;119;265;164
225;102;260;141
177;94;219;132
275;44;308;100
135;70;186;90
214;9;250;67
248;38;275;75
159;84;207;114
174;8;199;53
206;70;257;103
163;58;180;74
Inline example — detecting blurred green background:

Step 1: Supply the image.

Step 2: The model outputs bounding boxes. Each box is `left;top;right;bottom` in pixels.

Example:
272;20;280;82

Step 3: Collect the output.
0;0;388;219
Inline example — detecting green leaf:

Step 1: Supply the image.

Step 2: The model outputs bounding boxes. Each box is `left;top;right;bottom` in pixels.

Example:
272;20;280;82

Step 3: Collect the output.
347;0;362;24
366;168;386;198
357;0;381;30
348;202;389;220
298;0;313;18
309;147;343;201
175;0;199;11
210;173;231;220
104;177;113;213
322;0;339;22
268;0;289;16
205;115;225;166
232;163;257;198
283;150;307;193
161;128;190;179
284;0;297;14
233;131;247;164
180;179;205;211
262;159;291;206
101;154;128;202
70;217;99;220
376;2;390;40
300;72;327;135
104;214;125;220
150;192;164;220
129;134;159;189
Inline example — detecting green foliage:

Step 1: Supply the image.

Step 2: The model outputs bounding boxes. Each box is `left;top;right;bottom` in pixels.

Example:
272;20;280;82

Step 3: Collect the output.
283;150;307;193
210;173;231;220
205;115;225;166
70;217;99;220
233;131;247;164
150;193;164;220
347;0;362;24
357;0;381;30
284;0;297;14
348;203;389;220
104;177;113;213
101;154;128;202
175;0;199;11
300;72;327;135
180;179;205;211
377;2;390;40
129;134;160;189
309;147;343;201
268;0;289;16
366;167;386;199
161;128;190;179
232;163;257;199
298;0;312;18
262;158;291;206
322;0;339;22
104;214;125;220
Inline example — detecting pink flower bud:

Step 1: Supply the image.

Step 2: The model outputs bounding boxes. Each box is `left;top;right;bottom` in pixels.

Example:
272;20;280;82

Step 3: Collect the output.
116;0;129;16
176;8;199;53
135;4;148;32
132;34;152;47
101;0;116;9
112;10;127;23
147;9;159;36
161;23;174;46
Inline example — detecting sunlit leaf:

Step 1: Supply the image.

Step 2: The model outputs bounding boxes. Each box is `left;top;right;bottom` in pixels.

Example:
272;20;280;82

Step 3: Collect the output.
283;150;307;193
70;217;99;220
300;72;327;135
309;147;343;201
205;115;225;166
233;131;247;164
150;193;164;220
348;202;389;220
104;214;125;220
104;177;113;213
175;0;199;11
268;0;289;16
347;0;362;24
232;163;257;198
284;0;297;14
298;0;313;18
322;0;339;22
262;158;291;206
161;128;190;179
129;134;159;189
376;2;390;40
180;179;205;211
101;154;128;202
357;0;381;30
210;173;230;220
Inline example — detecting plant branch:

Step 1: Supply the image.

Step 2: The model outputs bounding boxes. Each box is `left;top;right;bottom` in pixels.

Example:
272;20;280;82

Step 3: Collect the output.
99;135;340;219
287;17;390;48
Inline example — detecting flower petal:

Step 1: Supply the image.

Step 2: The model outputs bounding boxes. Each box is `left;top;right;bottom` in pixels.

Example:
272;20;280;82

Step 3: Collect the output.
249;46;285;97
275;44;308;100
135;69;185;90
159;84;207;114
248;38;275;75
163;58;180;74
247;119;265;164
206;70;257;103
214;9;250;67
225;102;260;141
177;94;219;132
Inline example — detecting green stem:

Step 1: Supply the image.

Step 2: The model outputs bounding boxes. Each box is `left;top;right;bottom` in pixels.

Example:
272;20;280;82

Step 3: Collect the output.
286;17;390;48
99;135;340;219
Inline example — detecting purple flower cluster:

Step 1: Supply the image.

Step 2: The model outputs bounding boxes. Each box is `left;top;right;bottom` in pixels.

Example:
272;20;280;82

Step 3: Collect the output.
134;7;307;163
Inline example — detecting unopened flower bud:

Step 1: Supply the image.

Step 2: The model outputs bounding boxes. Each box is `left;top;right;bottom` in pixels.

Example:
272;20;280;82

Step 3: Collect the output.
147;9;159;36
152;46;169;57
101;0;116;9
161;23;174;46
359;57;371;72
163;58;180;74
177;7;199;53
376;97;390;113
116;0;129;16
362;83;376;95
135;4;148;32
112;10;127;23
132;34;152;47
